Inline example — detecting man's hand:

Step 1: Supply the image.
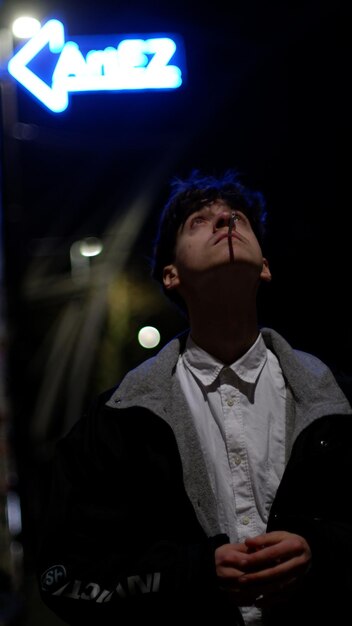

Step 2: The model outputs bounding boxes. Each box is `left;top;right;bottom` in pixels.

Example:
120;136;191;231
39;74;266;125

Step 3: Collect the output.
215;530;312;607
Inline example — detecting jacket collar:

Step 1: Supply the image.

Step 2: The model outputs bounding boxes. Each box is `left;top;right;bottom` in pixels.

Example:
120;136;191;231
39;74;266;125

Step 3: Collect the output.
106;326;352;439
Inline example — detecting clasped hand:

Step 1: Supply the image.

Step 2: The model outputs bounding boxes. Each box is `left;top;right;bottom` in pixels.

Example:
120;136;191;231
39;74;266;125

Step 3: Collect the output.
215;530;312;608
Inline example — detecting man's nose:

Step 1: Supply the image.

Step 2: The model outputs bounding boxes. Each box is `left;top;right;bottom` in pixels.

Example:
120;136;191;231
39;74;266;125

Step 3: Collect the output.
213;211;232;231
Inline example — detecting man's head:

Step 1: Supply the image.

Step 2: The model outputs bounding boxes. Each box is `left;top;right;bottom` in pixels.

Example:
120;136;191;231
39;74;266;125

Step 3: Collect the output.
151;169;269;314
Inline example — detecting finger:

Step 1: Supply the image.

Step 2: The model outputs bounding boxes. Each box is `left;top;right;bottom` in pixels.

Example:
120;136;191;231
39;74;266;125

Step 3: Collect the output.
238;555;307;584
240;539;309;571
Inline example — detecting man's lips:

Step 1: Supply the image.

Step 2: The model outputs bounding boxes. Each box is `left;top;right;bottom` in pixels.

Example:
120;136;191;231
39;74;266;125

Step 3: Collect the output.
214;232;243;245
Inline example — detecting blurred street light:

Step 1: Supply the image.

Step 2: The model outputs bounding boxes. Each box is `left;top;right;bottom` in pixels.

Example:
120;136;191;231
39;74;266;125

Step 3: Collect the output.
12;16;41;39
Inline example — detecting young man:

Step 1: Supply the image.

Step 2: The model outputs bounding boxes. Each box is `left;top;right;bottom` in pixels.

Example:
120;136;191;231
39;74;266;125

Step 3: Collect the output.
37;170;352;626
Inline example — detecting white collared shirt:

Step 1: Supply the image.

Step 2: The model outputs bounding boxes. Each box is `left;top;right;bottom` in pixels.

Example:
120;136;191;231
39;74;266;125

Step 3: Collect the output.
176;332;287;626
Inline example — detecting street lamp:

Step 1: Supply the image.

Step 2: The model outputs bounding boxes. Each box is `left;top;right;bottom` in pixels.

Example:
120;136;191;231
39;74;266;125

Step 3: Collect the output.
12;16;41;39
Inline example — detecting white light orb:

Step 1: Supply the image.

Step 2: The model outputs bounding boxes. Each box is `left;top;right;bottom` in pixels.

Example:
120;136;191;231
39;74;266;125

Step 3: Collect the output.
12;16;41;38
79;237;103;257
138;326;160;349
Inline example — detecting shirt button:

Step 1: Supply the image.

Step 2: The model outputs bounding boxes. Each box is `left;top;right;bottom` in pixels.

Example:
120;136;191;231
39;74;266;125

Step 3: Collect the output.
234;454;241;465
226;397;234;406
242;516;250;525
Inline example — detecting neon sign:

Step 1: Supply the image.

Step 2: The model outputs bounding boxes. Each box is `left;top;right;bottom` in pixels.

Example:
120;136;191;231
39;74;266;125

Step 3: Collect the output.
7;19;185;113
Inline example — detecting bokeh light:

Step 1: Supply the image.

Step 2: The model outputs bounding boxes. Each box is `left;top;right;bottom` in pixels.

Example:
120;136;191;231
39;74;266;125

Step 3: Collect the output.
12;16;41;38
138;326;160;349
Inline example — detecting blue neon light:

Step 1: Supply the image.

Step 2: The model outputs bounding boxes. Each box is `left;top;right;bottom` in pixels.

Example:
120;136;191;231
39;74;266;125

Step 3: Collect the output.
7;19;184;113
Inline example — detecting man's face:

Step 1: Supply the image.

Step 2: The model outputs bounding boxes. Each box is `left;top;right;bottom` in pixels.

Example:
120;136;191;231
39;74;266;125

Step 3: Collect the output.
162;199;270;294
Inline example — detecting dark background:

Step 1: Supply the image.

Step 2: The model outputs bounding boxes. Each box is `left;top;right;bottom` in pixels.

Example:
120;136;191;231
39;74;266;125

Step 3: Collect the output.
0;0;351;624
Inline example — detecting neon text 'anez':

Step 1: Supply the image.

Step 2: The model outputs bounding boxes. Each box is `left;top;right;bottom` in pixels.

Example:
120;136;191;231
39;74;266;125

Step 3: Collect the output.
8;19;185;112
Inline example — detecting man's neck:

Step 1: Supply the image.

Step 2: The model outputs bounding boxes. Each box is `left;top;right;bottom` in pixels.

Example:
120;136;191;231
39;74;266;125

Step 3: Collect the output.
188;303;259;365
181;266;262;364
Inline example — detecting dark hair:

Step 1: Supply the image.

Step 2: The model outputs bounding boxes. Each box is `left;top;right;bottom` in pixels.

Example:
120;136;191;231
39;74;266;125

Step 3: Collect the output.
151;169;268;313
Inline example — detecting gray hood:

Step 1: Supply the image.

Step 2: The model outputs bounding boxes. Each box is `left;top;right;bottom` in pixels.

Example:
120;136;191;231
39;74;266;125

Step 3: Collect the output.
107;327;351;429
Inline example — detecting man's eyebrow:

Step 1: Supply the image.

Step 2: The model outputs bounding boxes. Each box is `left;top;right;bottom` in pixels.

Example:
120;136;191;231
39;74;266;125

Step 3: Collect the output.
193;202;225;215
183;206;210;224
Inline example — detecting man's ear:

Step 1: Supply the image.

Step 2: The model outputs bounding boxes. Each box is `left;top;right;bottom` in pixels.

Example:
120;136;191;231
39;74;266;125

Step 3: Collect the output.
163;264;180;290
260;257;271;282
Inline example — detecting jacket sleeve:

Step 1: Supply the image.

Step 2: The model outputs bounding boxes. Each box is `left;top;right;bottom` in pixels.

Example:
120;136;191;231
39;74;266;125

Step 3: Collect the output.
36;391;232;625
265;413;352;622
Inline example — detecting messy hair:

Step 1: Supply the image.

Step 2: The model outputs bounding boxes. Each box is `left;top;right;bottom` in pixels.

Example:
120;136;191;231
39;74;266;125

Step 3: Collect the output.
151;169;268;314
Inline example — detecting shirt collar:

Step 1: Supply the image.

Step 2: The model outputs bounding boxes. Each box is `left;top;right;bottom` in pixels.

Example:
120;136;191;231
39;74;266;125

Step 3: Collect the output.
182;332;267;386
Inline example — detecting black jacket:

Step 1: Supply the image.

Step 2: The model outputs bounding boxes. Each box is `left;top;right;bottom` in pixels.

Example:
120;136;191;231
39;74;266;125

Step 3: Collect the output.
37;330;352;625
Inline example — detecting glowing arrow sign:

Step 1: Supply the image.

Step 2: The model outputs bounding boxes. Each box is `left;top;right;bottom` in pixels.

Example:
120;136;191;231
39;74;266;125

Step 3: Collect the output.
7;19;184;113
